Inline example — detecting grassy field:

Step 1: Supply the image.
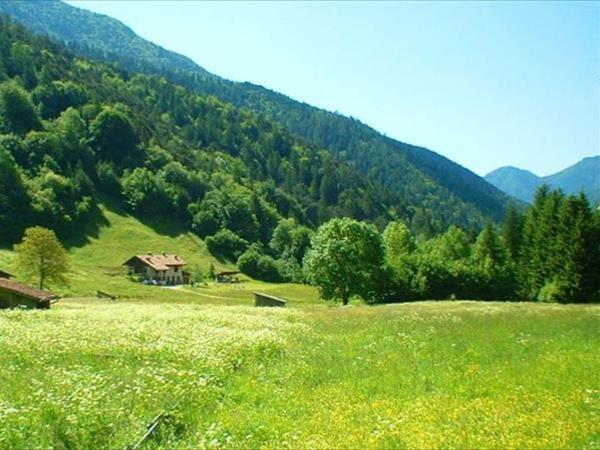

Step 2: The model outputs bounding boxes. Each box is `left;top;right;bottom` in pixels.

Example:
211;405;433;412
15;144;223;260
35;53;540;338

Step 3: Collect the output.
0;203;320;306
1;300;598;449
0;206;598;448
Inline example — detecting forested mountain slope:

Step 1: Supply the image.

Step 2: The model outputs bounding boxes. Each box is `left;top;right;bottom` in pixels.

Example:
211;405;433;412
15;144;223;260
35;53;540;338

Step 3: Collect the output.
484;166;542;203
0;0;514;228
0;17;401;250
486;156;600;205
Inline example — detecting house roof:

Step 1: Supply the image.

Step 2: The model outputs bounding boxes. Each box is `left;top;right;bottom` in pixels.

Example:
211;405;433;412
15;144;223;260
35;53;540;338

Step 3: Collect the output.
123;253;186;271
216;270;240;277
0;269;13;279
0;278;57;302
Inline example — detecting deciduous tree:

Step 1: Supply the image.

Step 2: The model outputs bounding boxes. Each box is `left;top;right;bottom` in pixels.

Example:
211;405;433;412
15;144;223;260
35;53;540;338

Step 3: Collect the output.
304;218;385;305
14;226;69;289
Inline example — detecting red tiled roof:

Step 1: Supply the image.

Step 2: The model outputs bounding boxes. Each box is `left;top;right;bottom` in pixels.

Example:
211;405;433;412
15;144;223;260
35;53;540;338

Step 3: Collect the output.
0;278;57;302
123;253;186;271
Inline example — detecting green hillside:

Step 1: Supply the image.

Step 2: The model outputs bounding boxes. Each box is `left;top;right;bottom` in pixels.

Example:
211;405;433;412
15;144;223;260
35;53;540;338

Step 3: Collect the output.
0;200;319;304
0;0;514;228
0;16;400;249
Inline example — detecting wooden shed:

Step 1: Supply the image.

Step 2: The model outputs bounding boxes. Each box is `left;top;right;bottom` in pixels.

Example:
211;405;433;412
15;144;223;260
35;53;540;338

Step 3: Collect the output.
215;270;240;283
0;278;58;309
254;292;287;307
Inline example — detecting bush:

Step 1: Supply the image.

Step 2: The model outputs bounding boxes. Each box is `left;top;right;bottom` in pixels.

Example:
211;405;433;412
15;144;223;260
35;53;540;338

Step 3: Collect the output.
237;245;283;282
237;245;262;278
537;280;571;303
206;229;249;262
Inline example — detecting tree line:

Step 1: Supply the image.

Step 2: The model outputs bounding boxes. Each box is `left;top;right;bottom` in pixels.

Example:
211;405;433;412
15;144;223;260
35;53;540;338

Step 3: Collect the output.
300;188;600;304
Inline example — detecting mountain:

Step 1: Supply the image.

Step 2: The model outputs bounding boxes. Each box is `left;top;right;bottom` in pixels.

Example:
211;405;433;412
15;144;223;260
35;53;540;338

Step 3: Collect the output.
0;16;400;249
0;0;514;228
485;156;600;205
484;167;542;203
0;0;215;80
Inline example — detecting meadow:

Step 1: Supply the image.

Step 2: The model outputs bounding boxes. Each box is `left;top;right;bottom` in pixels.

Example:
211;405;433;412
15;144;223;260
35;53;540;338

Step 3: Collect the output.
0;204;599;449
0;299;598;449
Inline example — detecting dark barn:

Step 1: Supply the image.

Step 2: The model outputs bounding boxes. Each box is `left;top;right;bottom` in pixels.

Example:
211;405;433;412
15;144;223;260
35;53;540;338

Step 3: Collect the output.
0;278;58;309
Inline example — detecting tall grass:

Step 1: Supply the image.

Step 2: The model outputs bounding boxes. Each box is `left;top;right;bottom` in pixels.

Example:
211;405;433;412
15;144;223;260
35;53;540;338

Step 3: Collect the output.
1;301;597;449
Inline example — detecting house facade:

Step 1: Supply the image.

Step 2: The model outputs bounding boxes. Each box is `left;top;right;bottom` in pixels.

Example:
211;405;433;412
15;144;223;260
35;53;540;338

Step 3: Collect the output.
123;253;188;285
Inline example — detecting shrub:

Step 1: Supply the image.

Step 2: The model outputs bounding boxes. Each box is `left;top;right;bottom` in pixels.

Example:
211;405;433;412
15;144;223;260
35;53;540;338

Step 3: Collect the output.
206;229;249;262
237;245;283;282
537;280;571;303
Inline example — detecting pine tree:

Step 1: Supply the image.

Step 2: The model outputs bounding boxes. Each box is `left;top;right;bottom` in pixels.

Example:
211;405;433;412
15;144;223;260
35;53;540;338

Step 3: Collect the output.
502;204;523;261
473;223;504;269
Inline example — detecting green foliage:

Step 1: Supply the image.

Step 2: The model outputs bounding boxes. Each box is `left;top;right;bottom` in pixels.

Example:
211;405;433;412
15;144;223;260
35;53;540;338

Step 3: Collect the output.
502;204;524;261
269;218;313;262
473;223;505;269
0;17;395;249
237;245;283;283
0;80;40;135
32;80;87;119
537;280;570;303
0;145;32;242
28;168;93;233
121;167;169;214
0;0;515;230
89;105;140;165
519;186;599;302
205;229;249;262
304;218;385;305
14;226;69;289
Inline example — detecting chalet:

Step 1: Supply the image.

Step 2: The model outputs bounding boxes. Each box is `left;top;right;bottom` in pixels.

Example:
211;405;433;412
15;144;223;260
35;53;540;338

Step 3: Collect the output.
123;253;188;285
0;278;58;309
0;269;13;279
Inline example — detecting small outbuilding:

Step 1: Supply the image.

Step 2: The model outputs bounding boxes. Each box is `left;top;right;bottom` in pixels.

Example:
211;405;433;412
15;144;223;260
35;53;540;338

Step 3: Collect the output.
215;271;240;283
254;292;287;307
0;278;58;309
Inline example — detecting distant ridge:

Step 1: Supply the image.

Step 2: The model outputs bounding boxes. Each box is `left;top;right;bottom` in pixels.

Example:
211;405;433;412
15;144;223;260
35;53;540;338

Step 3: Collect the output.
485;156;600;205
0;0;515;227
0;0;216;80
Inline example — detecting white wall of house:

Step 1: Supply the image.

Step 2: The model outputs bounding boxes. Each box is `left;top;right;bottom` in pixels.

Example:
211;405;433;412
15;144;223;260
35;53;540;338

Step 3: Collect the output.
145;266;184;285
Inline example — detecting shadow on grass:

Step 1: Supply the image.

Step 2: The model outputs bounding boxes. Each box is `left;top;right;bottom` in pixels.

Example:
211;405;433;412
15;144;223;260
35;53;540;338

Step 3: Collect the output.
63;202;111;250
136;210;190;238
66;194;191;248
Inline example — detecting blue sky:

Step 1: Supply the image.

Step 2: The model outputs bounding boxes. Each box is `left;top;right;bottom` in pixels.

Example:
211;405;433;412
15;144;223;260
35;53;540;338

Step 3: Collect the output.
67;1;599;176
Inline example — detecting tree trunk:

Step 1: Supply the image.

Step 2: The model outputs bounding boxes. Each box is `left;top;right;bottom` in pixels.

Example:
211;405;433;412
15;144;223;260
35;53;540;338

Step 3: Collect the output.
342;296;349;306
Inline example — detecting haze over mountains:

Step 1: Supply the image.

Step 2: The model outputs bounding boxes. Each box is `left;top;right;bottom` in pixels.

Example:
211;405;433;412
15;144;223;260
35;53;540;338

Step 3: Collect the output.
485;156;600;205
0;0;515;228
